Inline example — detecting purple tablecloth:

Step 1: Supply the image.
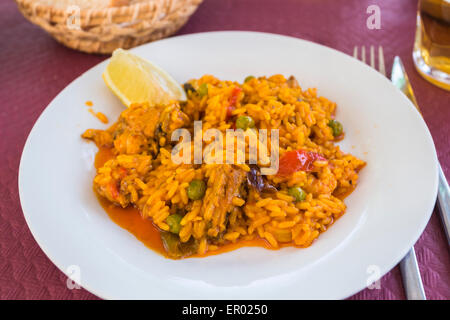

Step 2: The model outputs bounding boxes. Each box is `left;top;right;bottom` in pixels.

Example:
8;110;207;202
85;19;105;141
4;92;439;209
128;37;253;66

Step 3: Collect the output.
0;0;448;299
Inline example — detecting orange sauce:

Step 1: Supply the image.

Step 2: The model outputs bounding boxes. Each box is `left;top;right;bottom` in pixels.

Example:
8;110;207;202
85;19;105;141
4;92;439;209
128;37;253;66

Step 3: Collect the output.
94;147;169;256
96;194;168;256
93;147;355;259
88;108;109;124
85;100;94;107
96;111;109;124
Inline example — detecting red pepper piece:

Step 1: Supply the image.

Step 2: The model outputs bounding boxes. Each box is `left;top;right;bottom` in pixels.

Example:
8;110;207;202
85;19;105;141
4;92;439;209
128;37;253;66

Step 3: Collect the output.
226;87;242;120
277;150;326;176
118;167;128;179
226;106;234;120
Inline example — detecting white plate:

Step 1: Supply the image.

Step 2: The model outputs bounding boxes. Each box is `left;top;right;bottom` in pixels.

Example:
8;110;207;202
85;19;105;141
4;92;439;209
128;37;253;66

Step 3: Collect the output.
19;32;438;299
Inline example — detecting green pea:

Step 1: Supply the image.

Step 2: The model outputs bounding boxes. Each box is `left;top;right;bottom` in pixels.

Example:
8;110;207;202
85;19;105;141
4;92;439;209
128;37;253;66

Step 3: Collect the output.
288;187;307;202
166;214;183;234
328;119;343;137
244;75;255;83
187;180;206;200
197;83;208;98
235;115;255;130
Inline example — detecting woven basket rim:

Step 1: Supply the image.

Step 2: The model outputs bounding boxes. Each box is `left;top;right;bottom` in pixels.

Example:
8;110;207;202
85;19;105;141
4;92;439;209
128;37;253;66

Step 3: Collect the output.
14;0;203;54
15;0;165;17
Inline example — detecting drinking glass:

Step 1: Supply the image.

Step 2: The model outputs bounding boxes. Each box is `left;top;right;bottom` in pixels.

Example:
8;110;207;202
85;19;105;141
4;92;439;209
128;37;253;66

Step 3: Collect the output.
413;0;450;90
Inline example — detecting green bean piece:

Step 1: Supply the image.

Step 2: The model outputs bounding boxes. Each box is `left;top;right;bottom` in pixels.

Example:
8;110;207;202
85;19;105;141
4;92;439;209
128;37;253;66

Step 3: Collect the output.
244;75;255;83
198;83;208;97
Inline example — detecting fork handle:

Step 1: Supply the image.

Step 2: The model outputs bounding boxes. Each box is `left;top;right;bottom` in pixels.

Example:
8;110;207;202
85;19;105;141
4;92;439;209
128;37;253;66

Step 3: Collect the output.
399;248;426;300
437;163;450;245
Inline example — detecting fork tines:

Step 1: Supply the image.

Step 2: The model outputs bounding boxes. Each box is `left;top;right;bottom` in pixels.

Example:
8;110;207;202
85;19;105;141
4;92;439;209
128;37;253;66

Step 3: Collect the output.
353;45;385;76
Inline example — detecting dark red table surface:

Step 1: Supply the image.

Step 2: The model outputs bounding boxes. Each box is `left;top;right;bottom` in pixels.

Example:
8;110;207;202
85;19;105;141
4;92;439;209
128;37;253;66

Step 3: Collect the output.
0;0;449;300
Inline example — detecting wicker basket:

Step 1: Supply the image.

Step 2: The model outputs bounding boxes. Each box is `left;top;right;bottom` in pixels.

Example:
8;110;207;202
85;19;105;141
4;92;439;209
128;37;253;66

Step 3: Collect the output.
15;0;203;54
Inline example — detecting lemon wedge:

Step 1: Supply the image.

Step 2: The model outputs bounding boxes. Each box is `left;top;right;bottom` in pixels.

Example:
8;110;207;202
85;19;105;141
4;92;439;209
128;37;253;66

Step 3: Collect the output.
103;48;186;107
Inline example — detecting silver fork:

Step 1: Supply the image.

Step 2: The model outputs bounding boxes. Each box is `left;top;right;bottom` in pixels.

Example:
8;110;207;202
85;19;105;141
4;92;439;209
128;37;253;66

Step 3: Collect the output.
353;45;426;300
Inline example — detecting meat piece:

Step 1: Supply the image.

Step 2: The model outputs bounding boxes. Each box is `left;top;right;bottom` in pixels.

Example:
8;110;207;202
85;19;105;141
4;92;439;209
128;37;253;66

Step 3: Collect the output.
202;165;247;235
81;128;114;148
82;102;189;154
155;102;190;141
